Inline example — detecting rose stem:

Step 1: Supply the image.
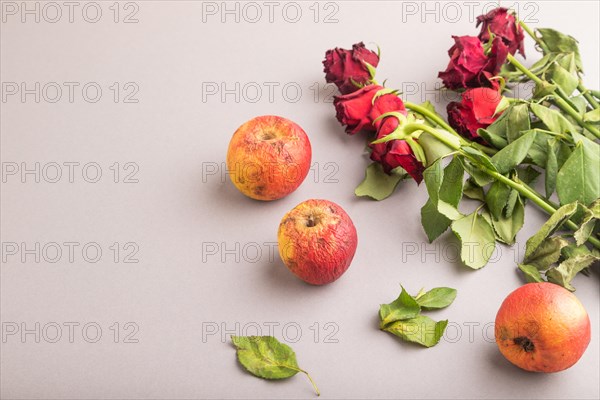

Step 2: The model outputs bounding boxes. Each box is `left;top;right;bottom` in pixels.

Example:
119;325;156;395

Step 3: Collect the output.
518;20;550;53
404;101;497;155
402;122;600;250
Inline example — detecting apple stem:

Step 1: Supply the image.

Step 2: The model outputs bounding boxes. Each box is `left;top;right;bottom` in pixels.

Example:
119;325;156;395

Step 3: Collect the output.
299;369;320;396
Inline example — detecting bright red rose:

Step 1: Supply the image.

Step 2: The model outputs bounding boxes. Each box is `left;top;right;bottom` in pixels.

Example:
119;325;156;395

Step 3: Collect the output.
323;42;380;94
477;7;525;57
334;85;406;135
369;92;406;130
447;87;503;142
369;116;425;183
438;36;508;90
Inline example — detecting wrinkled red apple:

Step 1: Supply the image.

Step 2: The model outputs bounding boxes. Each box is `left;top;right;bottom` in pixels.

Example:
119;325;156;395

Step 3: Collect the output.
226;115;311;201
277;199;358;285
495;282;591;372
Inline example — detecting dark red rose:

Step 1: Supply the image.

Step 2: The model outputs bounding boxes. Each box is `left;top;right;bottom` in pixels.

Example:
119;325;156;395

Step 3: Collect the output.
447;87;503;142
488;36;510;75
438;36;509;90
334;85;406;135
477;7;525;57
324;42;380;94
369;116;425;183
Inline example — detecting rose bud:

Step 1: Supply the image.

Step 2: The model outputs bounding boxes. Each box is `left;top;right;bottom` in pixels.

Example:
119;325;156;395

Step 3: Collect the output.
323;42;380;94
477;7;525;57
369;116;425;183
438;36;508;90
334;85;405;135
447;87;504;143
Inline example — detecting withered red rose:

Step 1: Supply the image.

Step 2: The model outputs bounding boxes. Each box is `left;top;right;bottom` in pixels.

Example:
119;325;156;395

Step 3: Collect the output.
477;7;525;57
334;85;406;135
447;87;503;142
438;36;509;90
323;42;380;94
369;116;425;183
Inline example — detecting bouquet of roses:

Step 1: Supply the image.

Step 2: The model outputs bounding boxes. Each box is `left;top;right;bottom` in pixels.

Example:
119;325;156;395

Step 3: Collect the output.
323;7;600;290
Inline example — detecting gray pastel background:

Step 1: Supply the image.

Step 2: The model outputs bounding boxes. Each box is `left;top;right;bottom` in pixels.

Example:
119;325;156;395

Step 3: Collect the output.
1;1;599;399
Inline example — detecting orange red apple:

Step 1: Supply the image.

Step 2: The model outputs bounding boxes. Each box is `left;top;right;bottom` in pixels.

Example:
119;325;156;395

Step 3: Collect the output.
226;115;312;201
495;282;591;373
277;199;358;285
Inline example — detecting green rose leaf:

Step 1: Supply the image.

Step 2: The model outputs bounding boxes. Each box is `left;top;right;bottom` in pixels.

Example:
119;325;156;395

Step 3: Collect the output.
537;28;583;71
423;158;444;200
451;211;496;269
379;286;421;328
527;53;557;76
589;199;600;218
574;219;596;247
437;200;462;221
440;157;464;207
533;80;558;99
504;189;519;219
420;157;465;241
571;96;588;115
421;199;452;243
569;94;593;115
504;169;530;217
421;159;450;242
463;178;485;202
231;336;319;396
546;252;599;291
574;204;597;246
491;130;537;175
486;180;511;221
462;146;497;172
518;264;544;283
556;139;600;206
583;108;600;123
477;128;508;149
459;157;494;187
506;103;532;143
554;52;578;73
414;287;457;310
491;197;525;245
482;108;509;141
548;62;578;96
517;165;542;186
383;315;448;348
530;103;577;134
561;243;598;260
419;131;455;167
355;163;407;201
524;236;570;270
523;202;578;261
526;129;555;167
484;104;530;144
